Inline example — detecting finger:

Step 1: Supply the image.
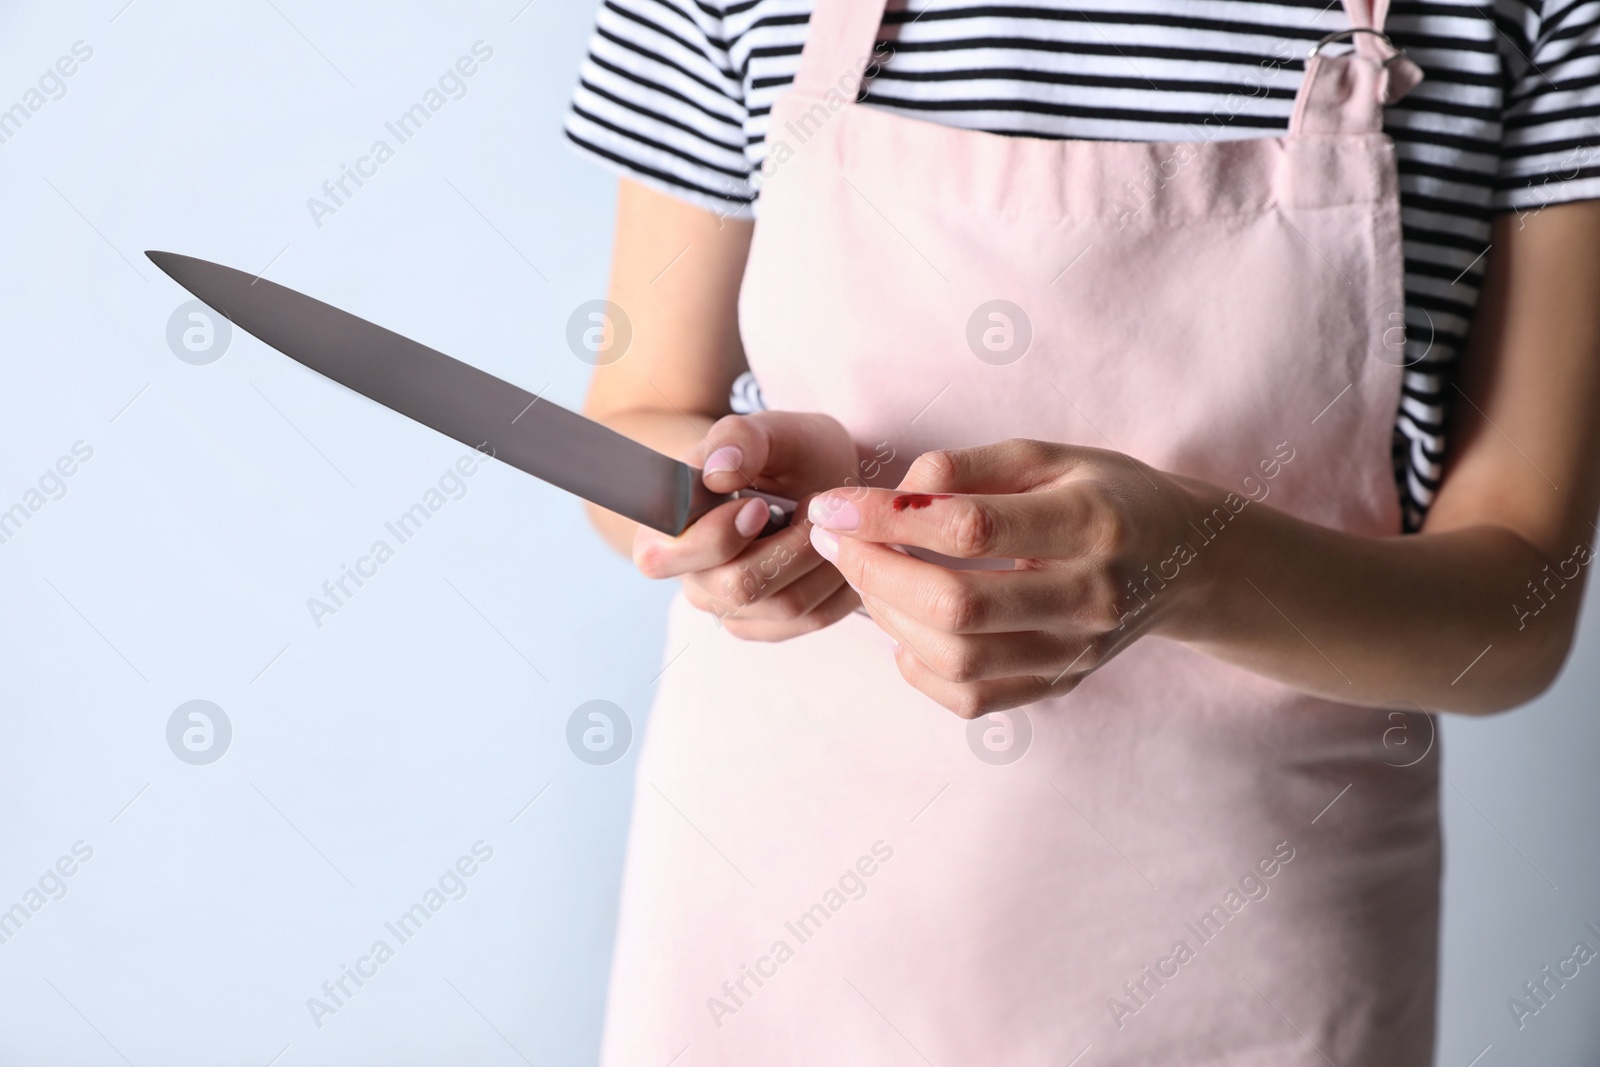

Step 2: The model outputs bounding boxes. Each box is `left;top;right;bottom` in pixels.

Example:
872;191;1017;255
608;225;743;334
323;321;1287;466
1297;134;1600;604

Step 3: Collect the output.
860;594;1099;684
686;549;839;622
633;496;772;579
890;651;1065;718
896;439;1093;495
816;534;1114;634
698;411;855;494
687;515;825;603
808;483;1107;560
721;582;860;643
851;588;910;650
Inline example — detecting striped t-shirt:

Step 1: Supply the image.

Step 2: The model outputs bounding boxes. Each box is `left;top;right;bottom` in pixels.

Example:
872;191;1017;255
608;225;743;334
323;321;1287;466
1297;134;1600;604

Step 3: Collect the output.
565;0;1600;530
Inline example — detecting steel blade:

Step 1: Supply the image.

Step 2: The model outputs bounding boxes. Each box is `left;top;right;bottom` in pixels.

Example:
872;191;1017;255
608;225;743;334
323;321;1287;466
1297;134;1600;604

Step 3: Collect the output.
147;251;713;534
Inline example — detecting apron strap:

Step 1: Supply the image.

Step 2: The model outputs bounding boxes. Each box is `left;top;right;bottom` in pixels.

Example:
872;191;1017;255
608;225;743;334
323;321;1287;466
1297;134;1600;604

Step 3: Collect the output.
1289;0;1424;134
794;0;891;98
1351;0;1387;29
790;0;1422;136
1348;0;1394;60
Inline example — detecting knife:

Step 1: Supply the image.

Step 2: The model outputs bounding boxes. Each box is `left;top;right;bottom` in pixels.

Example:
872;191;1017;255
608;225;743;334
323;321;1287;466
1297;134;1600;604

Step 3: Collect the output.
146;252;795;537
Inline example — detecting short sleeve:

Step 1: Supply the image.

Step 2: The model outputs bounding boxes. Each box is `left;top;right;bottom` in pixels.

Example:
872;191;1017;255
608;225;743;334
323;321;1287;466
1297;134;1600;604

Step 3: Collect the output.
1494;0;1600;211
564;0;757;218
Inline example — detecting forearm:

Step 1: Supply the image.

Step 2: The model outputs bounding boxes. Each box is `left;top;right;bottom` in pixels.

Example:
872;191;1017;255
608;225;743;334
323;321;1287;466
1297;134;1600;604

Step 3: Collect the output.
1166;205;1600;715
583;408;717;556
1165;484;1584;714
581;180;757;556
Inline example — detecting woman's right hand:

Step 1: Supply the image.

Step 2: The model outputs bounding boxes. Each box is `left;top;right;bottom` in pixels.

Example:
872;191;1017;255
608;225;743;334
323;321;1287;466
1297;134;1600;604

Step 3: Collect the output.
632;410;863;641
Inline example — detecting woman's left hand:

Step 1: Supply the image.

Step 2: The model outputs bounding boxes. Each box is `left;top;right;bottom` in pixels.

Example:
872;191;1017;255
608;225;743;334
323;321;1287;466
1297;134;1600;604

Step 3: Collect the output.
806;439;1212;717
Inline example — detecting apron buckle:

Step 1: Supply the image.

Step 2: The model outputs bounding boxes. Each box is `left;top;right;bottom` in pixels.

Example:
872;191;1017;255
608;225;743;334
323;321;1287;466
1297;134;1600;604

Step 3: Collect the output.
1307;27;1409;66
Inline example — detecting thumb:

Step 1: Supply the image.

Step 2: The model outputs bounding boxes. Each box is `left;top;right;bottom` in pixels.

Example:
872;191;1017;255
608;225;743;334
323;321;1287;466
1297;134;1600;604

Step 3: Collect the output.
699;411;855;494
898;439;1088;495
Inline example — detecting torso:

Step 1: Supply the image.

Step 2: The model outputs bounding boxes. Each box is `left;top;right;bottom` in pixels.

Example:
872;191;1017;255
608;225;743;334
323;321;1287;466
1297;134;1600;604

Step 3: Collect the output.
598;2;1444;1063
570;0;1555;529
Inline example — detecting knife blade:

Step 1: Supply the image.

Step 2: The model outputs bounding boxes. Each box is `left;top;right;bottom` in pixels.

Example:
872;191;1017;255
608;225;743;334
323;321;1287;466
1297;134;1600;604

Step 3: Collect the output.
146;251;793;537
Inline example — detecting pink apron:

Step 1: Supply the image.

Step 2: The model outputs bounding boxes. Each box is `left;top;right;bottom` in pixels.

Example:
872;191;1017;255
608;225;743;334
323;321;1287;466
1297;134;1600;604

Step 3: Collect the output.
601;0;1439;1062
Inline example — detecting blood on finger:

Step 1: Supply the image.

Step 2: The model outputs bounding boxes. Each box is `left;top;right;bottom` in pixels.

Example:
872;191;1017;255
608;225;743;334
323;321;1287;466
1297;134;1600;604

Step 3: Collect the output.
892;493;952;512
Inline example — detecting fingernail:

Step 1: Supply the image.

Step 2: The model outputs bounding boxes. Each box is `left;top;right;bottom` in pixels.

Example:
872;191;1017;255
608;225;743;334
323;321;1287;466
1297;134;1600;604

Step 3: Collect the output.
809;525;840;563
734;498;769;538
703;445;743;476
808;494;861;532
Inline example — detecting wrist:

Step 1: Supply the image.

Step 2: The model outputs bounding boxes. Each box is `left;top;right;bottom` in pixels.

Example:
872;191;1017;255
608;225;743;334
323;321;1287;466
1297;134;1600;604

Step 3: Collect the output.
1140;474;1243;643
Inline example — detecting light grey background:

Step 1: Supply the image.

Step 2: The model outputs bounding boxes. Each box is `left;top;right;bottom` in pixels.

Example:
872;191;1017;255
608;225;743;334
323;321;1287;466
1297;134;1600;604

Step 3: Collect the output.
0;2;1594;1064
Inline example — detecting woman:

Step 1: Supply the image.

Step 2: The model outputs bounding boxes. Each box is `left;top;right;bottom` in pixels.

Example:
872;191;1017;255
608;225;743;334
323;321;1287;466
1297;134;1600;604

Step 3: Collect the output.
568;0;1600;1062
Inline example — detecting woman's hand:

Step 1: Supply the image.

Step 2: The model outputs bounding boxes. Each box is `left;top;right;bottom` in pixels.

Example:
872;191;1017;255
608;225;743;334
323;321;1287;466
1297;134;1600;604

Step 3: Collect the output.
806;439;1210;716
633;410;864;641
582;183;865;641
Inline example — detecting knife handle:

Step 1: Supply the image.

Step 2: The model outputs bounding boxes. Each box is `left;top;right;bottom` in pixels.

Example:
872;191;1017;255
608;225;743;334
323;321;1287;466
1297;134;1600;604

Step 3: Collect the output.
729;488;798;537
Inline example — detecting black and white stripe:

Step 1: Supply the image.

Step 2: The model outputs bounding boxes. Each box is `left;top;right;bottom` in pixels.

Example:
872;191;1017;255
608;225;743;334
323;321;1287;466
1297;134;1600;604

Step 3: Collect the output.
566;0;1600;530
